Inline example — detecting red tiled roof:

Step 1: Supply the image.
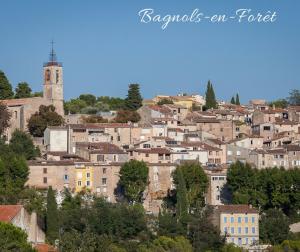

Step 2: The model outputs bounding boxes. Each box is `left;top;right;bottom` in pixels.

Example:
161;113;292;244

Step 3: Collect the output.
0;205;22;222
35;244;57;252
134;148;171;154
217;204;258;214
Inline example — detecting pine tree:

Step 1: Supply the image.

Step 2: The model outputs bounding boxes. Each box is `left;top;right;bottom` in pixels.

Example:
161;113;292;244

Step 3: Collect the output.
0;70;14;99
46;186;59;244
230;96;235;104
124;84;143;110
235;93;240;105
15;82;32;98
205;80;217;109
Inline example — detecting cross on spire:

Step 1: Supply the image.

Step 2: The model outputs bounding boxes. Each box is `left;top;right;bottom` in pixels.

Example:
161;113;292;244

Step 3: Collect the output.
49;40;57;63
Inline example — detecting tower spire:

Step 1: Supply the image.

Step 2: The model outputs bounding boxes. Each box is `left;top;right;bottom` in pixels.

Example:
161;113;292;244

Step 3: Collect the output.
49;40;57;63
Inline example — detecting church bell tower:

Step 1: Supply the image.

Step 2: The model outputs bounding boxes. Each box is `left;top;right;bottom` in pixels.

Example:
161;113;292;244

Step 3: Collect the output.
43;41;64;116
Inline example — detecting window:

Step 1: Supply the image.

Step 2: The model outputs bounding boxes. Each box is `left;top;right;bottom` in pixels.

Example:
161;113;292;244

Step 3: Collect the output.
245;227;248;234
238;227;241;234
14;111;17;119
86;181;90;186
111;136;113;141
224;217;227;223
117;136;121;141
236;151;241;156
231;227;234;234
97;155;104;162
102;178;107;185
113;155;117;161
103;168;107;174
219;177;225;180
86;172;90;178
143;144;151;148
43;177;47;184
245;217;248;223
238;238;242;246
252;227;255;234
227;150;232;155
216;195;220;200
43;168;47;174
263;126;271;131
145;153;149;157
224;227;227;233
231;217;234;223
77;181;82;186
238;217;241;223
245;238;248;245
252;217;255;223
64;174;69;181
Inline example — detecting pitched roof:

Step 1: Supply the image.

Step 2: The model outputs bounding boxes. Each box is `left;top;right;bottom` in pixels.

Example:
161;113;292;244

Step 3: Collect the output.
76;142;125;154
0;205;22;222
217;204;258;214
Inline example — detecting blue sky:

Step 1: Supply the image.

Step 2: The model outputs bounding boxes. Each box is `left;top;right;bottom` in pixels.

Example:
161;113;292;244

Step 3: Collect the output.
0;0;299;103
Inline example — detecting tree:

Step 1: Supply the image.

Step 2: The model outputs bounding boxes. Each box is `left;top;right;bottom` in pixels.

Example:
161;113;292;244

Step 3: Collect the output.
64;98;87;114
118;160;149;203
0;222;35;251
15;82;32;98
175;168;189;226
260;208;290;245
269;99;288;109
288;89;300;105
0;102;11;136
230;96;235;105
0;70;14;99
46;186;59;244
114;109;141;123
189;207;225;252
0;144;29;204
81;115;108;123
205;80;217;109
32;91;43;97
79;94;97;106
173;162;208;209
157;98;174;105
235;93;240;105
124;84;143;110
9;129;40;160
28;105;64;137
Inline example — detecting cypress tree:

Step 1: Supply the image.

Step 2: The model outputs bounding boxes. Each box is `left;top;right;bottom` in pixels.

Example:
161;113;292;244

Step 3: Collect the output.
0;70;14;99
124;84;143;110
46;186;59;244
235;93;240;105
205;80;217;109
176;168;189;224
230;96;235;104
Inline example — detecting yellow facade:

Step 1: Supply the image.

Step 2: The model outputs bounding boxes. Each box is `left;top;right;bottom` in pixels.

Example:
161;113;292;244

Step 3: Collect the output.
173;100;193;109
75;165;93;192
220;213;259;247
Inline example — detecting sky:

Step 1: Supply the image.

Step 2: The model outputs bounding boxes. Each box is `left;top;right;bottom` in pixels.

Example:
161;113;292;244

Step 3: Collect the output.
0;0;299;103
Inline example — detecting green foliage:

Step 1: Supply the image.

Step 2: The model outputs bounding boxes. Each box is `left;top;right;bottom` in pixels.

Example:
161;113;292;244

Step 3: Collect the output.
81;115;108;123
64;98;87;114
0;102;11;136
119;160;149;203
269;99;288;109
97;96;126;110
230;96;235;104
9;129;40;160
158;209;185;237
125;84;143;111
114;109;141;123
15;82;32;98
173;162;208;209
260;208;290;245
79;94;97;106
28;105;64;137
147;236;193;252
188;207;225;252
32;91;43;97
226;162;300;216
0;222;36;251
288;89;300;105
235;93;240;105
19;188;46;218
157;98;174;105
46;186;59;244
81;106;99;114
0;70;14;99
0;142;29;203
205;80;217;109
175;167;189;226
221;243;243;252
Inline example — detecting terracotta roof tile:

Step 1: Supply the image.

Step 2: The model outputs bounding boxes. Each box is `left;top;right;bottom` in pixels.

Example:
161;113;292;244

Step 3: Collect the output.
0;205;22;222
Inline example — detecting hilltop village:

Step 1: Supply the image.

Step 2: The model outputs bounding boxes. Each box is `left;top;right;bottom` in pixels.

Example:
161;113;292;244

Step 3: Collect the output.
1;50;300;251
